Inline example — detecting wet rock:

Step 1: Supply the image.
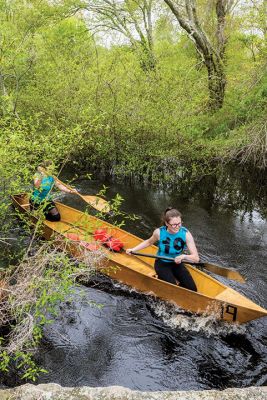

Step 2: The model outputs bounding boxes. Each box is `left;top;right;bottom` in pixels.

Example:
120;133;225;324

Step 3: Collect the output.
0;384;266;400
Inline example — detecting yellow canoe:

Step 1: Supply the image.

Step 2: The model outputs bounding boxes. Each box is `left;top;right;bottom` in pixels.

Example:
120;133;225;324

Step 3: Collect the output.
11;193;267;324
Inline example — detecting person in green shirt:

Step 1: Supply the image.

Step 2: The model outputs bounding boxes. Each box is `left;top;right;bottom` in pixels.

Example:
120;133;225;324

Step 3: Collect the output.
30;160;78;221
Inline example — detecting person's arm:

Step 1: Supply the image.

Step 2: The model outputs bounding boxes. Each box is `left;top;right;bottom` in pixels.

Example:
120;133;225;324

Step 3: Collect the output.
54;179;78;194
174;231;200;264
126;229;159;255
33;172;42;188
37;166;77;194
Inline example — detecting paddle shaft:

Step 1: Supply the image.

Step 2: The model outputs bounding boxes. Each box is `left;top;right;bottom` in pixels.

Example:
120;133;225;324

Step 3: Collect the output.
130;251;245;283
54;177;83;199
130;251;195;264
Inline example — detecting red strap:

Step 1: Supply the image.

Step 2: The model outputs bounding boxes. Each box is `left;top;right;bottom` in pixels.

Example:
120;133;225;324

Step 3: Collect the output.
93;229;110;242
66;233;100;251
93;229;124;252
66;233;81;241
66;229;124;252
80;241;100;251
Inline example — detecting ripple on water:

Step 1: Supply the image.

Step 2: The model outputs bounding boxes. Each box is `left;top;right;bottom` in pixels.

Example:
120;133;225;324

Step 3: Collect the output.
33;281;267;391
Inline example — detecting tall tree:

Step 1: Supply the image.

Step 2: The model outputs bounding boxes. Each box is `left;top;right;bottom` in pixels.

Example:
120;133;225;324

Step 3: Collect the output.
163;0;237;110
84;0;156;71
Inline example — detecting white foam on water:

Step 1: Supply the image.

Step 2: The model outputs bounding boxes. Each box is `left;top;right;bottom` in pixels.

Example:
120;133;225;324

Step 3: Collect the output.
105;279;247;336
149;299;247;337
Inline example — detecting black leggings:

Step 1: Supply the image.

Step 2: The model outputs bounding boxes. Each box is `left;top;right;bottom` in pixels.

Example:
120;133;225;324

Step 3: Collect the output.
30;199;61;222
154;259;197;292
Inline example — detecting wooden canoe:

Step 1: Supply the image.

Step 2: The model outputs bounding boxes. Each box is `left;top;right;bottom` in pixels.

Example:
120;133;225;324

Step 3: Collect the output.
11;193;267;324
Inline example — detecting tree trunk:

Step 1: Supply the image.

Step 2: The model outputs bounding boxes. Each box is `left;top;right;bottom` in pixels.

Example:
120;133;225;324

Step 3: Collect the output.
205;53;226;109
163;0;232;110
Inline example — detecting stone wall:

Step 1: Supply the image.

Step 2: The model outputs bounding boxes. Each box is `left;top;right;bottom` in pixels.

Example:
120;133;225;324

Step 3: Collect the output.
0;384;266;400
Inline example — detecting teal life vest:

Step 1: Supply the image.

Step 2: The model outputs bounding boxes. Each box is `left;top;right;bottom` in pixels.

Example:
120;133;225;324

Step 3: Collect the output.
157;225;187;262
31;173;55;203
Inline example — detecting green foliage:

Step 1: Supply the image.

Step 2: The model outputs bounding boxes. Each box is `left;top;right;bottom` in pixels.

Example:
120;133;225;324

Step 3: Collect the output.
0;0;266;383
0;243;98;382
0;0;265;219
0;0;265;187
14;352;47;382
0;350;9;372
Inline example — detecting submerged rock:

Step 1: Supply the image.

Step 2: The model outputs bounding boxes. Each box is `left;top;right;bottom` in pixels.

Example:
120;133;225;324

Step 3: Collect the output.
0;384;266;400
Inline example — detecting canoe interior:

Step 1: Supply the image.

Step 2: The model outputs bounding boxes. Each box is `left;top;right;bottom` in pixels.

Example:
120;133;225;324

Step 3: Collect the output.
11;193;267;324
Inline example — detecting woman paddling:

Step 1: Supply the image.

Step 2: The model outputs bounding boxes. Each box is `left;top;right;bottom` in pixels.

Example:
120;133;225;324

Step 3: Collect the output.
126;207;199;291
30;160;78;222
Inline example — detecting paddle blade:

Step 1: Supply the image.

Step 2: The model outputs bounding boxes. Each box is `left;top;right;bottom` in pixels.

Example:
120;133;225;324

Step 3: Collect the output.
52;174;110;213
80;194;110;213
202;263;246;283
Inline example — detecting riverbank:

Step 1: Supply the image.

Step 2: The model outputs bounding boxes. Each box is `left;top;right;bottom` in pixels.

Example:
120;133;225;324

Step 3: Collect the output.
0;384;266;400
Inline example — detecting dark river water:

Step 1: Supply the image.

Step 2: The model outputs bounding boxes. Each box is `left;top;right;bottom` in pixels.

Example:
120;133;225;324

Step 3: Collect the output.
33;178;267;391
2;177;267;390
